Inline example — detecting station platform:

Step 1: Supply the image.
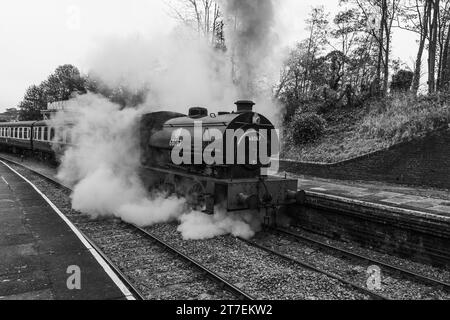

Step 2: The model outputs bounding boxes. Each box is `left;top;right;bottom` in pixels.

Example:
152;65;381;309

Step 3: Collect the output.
0;161;130;300
288;173;450;220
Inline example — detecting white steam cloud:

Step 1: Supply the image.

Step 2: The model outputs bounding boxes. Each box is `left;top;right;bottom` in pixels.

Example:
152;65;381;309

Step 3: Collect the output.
221;0;277;96
53;94;260;240
54;1;284;240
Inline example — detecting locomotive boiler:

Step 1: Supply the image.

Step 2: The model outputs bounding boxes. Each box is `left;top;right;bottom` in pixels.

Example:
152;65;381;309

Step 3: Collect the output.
139;100;305;223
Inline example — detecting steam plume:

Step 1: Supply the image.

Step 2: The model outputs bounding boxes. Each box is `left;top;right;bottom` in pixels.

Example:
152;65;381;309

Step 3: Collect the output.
221;0;277;97
53;2;285;240
53;93;260;240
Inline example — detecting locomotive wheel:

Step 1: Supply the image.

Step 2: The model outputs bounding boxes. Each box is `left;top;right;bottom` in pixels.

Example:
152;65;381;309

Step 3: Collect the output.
161;183;176;195
185;181;207;212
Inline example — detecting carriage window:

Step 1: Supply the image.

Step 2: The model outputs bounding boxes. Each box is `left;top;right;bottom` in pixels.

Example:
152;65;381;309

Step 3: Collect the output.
25;128;29;139
43;127;48;141
50;128;55;141
19;128;22;139
60;127;65;143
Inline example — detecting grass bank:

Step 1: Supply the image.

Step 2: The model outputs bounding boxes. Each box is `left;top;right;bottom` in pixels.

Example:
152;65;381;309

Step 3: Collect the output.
282;93;450;163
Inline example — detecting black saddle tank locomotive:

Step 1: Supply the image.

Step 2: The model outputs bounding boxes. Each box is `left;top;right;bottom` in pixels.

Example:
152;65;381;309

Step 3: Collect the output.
139;100;304;220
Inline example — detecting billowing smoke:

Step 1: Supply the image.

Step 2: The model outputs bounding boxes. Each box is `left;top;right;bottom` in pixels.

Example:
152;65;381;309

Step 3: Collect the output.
221;0;277;97
53;94;185;226
53;2;285;240
53;93;261;240
87;33;238;112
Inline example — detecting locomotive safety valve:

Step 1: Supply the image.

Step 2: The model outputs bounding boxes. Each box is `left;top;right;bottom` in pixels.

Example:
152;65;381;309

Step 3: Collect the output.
237;193;259;210
286;190;307;204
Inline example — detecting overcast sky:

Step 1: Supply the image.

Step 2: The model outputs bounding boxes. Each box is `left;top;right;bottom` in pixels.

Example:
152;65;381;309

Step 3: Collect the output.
0;0;417;112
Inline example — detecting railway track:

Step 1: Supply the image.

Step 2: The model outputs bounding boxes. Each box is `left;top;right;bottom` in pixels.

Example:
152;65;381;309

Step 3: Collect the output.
237;237;389;300
272;227;450;294
2;154;449;300
0;156;253;300
1;156;377;300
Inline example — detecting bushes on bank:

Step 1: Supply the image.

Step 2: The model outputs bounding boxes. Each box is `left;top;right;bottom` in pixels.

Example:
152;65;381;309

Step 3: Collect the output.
289;111;327;145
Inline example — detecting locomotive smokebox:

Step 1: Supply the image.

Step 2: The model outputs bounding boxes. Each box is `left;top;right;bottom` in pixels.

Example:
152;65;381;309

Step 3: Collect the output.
235;100;255;113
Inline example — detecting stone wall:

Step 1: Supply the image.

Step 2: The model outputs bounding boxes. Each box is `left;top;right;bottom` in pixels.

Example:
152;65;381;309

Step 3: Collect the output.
280;128;450;189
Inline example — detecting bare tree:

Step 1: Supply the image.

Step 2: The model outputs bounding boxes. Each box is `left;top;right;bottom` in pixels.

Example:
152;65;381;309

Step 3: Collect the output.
427;0;440;93
354;0;401;96
167;0;222;45
397;0;432;94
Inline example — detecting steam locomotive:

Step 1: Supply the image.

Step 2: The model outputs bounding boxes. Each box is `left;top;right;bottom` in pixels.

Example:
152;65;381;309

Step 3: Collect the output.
139;100;304;222
0;100;304;223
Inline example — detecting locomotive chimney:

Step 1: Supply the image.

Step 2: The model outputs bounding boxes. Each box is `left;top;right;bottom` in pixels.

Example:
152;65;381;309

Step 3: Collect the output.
235;100;255;113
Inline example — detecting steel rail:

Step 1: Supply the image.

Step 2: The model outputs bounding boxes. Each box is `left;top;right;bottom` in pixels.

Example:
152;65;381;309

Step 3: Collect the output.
134;225;254;300
0;156;254;300
238;237;389;300
274;227;450;293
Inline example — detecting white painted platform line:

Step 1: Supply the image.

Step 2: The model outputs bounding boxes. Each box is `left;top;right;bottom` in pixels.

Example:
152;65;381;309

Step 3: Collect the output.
0;160;135;300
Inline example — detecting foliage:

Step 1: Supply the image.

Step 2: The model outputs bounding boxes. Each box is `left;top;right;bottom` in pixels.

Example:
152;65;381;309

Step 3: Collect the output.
390;69;414;93
18;85;48;121
18;64;87;121
360;93;450;142
289;111;327;145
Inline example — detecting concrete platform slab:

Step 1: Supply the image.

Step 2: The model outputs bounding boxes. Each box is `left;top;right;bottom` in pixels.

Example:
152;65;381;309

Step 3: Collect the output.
0;161;130;300
0;288;54;300
286;171;450;220
0;270;51;297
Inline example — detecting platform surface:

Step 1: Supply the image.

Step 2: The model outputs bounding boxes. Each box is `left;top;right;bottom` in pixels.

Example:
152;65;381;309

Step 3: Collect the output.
288;173;450;218
0;161;127;300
